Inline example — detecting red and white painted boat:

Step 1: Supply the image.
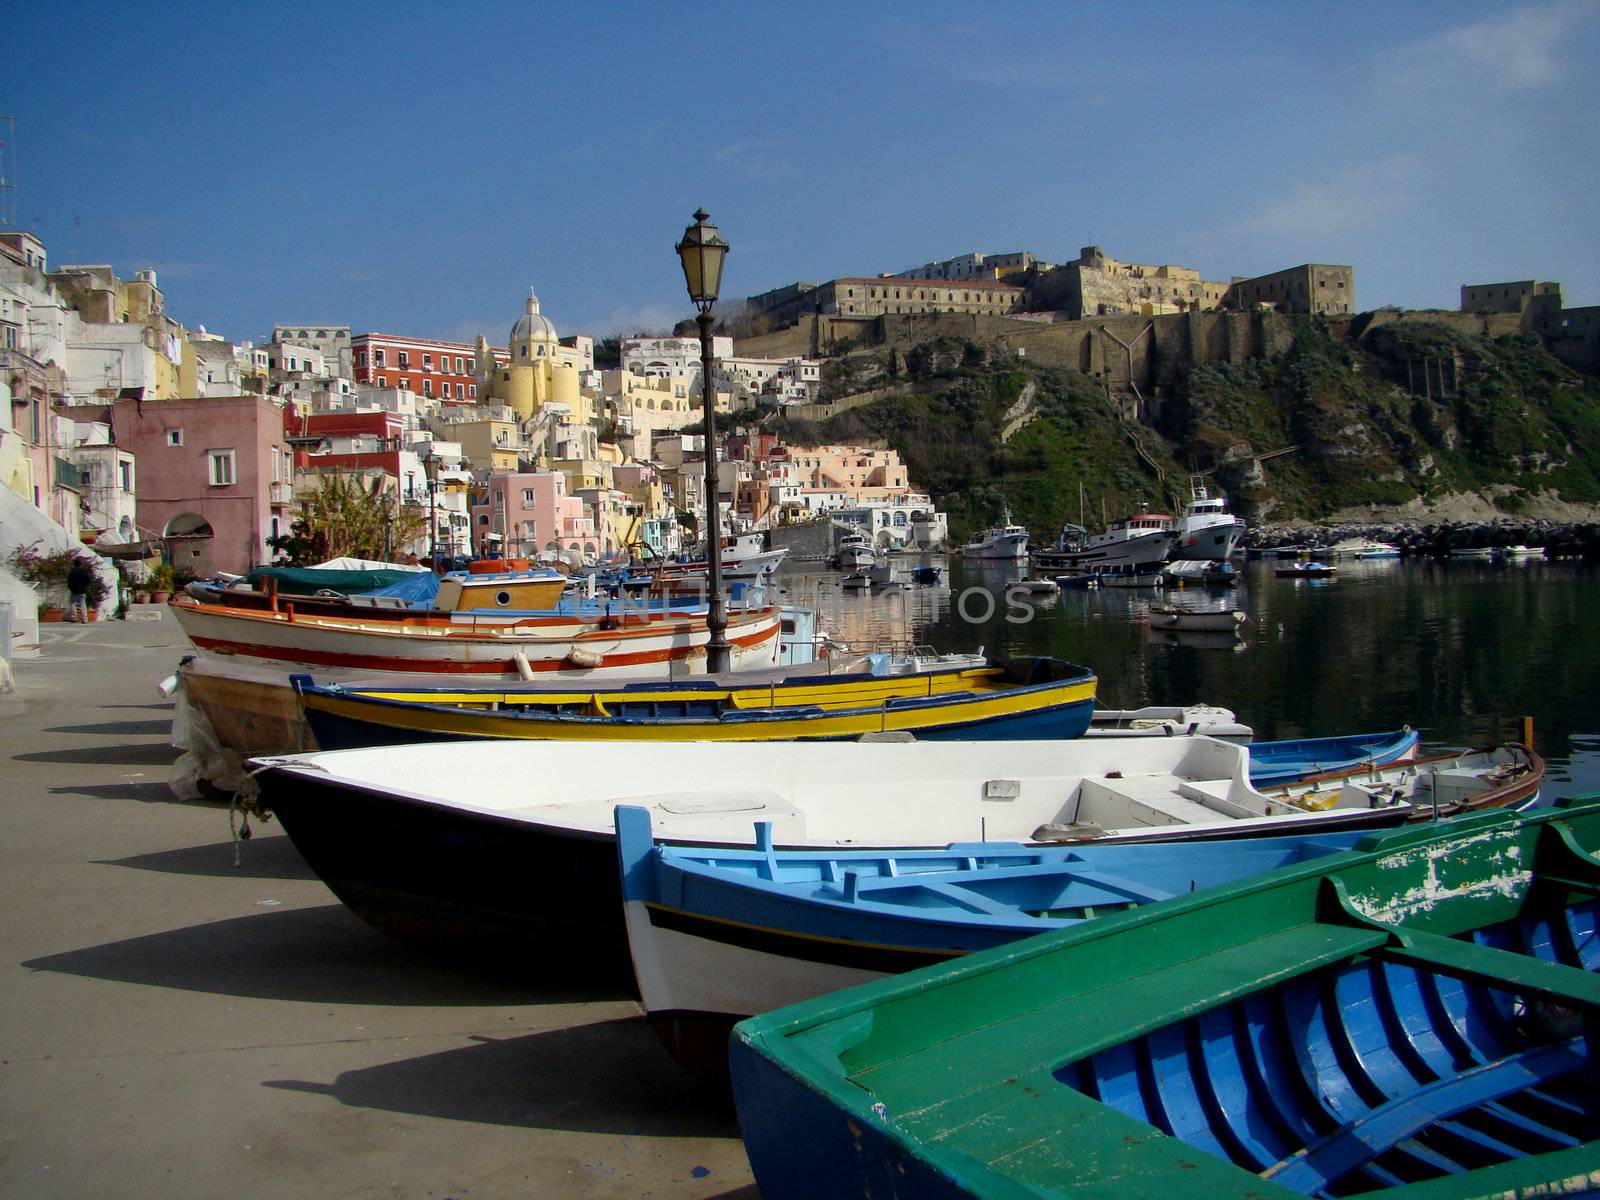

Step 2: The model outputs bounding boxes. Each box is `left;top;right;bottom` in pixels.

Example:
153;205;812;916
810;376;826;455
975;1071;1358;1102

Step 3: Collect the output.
169;593;783;680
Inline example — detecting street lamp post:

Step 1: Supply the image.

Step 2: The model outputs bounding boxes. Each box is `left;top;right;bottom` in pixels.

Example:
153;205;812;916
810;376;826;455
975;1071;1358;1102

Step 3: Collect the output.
676;208;732;674
424;452;439;571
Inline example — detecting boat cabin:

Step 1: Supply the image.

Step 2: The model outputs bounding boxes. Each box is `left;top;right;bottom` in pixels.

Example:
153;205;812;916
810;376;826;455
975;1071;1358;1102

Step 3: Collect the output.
434;571;568;612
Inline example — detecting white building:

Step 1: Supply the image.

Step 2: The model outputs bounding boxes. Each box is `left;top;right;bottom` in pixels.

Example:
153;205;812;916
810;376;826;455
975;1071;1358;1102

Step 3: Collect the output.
267;342;328;377
62;420;139;543
834;495;948;550
189;333;243;396
622;335;821;408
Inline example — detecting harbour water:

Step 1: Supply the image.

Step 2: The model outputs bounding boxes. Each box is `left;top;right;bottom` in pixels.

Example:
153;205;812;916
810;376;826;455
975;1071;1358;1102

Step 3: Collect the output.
772;555;1600;795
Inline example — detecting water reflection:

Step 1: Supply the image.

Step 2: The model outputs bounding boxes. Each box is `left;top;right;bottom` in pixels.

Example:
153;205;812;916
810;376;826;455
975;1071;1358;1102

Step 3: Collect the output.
773;557;1600;789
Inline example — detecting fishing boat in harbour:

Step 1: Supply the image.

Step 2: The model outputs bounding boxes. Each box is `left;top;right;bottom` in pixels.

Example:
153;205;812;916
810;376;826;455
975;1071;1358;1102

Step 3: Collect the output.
246;733;1539;975
1169;477;1247;562
185;565;570;621
1039;508;1175;572
832;531;876;570
960;512;1029;560
729;797;1600;1200
617;807;1374;1075
169;590;783;680
290;657;1099;749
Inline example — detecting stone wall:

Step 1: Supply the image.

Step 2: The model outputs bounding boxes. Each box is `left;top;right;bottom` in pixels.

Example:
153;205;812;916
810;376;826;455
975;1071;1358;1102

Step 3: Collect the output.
765;516;847;559
744;310;1298;403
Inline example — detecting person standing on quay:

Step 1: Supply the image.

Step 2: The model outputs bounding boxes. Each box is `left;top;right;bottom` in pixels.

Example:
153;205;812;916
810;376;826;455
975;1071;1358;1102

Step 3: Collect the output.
66;559;93;623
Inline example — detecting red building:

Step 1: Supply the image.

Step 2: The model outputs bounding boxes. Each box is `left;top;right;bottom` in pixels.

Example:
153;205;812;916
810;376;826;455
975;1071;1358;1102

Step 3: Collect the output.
284;409;414;483
350;333;509;407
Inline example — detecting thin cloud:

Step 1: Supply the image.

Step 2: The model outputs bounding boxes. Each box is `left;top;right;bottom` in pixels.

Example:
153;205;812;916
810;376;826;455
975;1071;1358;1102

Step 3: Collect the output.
1379;1;1590;98
1440;2;1584;86
1241;156;1424;241
601;302;682;337
711;141;798;180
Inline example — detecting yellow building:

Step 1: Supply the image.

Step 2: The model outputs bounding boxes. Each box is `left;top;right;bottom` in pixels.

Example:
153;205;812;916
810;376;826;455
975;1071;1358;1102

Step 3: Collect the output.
478;290;589;424
451;418;523;473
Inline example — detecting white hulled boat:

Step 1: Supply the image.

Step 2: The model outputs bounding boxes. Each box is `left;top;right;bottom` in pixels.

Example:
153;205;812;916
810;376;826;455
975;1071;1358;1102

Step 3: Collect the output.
1329;537;1402;560
1045;507;1175;571
833;531;876;570
1169;478;1247;562
961;513;1029;560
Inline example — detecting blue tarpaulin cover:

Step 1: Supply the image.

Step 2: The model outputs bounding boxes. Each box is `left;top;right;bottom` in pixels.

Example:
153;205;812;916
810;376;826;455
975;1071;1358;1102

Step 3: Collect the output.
365;571;443;606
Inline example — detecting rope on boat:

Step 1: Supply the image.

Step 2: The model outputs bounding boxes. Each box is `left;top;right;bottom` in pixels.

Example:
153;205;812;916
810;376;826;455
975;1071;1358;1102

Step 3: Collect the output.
227;758;325;867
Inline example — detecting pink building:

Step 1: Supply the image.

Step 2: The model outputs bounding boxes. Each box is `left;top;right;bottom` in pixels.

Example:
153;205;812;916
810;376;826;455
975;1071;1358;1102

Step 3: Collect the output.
471;471;595;559
113;394;294;575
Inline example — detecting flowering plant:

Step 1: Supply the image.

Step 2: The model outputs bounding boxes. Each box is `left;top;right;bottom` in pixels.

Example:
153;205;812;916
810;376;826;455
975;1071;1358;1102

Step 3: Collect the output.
7;542;111;606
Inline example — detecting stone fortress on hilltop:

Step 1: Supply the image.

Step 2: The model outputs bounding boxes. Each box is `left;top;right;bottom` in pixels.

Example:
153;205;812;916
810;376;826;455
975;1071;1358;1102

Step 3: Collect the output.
742;244;1356;333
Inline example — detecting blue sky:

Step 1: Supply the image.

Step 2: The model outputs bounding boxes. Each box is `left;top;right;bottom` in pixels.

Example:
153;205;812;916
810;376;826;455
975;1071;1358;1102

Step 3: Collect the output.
10;0;1599;345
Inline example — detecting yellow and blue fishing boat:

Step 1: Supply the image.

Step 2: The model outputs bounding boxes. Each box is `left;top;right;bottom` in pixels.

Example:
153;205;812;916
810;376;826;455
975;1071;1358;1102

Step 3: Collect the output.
290;657;1097;748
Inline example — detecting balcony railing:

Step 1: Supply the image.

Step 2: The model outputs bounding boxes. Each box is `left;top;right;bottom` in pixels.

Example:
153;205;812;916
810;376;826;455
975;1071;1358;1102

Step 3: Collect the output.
269;481;292;505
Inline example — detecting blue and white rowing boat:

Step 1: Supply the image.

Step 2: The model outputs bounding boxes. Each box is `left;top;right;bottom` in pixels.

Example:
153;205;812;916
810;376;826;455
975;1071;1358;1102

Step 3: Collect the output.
615;806;1374;1075
1248;728;1419;787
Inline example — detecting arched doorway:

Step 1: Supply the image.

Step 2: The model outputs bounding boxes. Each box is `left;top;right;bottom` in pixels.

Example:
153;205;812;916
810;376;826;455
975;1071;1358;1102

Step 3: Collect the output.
163;511;216;574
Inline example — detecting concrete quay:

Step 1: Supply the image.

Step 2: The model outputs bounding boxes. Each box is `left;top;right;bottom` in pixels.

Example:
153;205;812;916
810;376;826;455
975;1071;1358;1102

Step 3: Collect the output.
0;617;756;1200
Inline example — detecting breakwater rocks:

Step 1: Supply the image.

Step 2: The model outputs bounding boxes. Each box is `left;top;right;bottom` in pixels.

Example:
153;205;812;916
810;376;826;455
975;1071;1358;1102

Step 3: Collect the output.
1241;520;1600;558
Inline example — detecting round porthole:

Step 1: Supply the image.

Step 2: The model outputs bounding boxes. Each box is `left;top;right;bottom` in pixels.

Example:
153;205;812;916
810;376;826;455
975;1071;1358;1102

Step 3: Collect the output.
495;590;513;607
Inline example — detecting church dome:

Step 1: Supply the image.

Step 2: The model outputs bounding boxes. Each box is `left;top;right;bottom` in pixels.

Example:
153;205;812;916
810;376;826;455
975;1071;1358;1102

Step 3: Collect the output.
510;288;558;354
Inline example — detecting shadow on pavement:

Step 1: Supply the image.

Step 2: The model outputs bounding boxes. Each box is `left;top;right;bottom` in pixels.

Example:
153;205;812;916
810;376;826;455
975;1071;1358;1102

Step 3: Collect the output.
14;742;181;766
49;780;190;804
95;834;316;881
22;903;615;1007
264;1015;742;1138
43;719;172;736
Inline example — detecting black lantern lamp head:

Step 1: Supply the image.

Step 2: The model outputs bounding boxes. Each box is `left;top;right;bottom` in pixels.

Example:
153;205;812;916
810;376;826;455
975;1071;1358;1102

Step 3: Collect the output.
675;208;729;311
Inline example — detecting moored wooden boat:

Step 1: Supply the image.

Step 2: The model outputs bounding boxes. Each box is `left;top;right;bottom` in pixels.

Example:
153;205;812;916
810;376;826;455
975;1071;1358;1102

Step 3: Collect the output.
247;735;1537;976
1145;603;1247;633
1248;727;1418;787
1086;704;1251;741
730;797;1600;1200
170;591;782;679
1276;560;1337;578
616;806;1374;1075
291;657;1099;748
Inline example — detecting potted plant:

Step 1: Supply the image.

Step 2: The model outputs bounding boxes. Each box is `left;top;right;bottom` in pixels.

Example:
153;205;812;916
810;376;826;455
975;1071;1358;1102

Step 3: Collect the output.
148;563;175;605
7;542;110;620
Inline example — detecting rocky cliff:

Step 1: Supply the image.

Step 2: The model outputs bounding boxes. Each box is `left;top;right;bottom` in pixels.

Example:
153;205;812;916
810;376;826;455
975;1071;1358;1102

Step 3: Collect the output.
767;317;1600;542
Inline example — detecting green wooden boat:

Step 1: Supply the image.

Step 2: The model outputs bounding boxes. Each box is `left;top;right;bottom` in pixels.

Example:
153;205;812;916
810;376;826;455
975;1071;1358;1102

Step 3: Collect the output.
731;797;1600;1200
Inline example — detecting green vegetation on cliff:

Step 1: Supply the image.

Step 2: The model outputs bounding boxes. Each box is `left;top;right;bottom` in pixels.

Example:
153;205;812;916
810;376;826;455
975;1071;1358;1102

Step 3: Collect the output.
1169;319;1600;519
774;347;1183;540
766;320;1600;539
